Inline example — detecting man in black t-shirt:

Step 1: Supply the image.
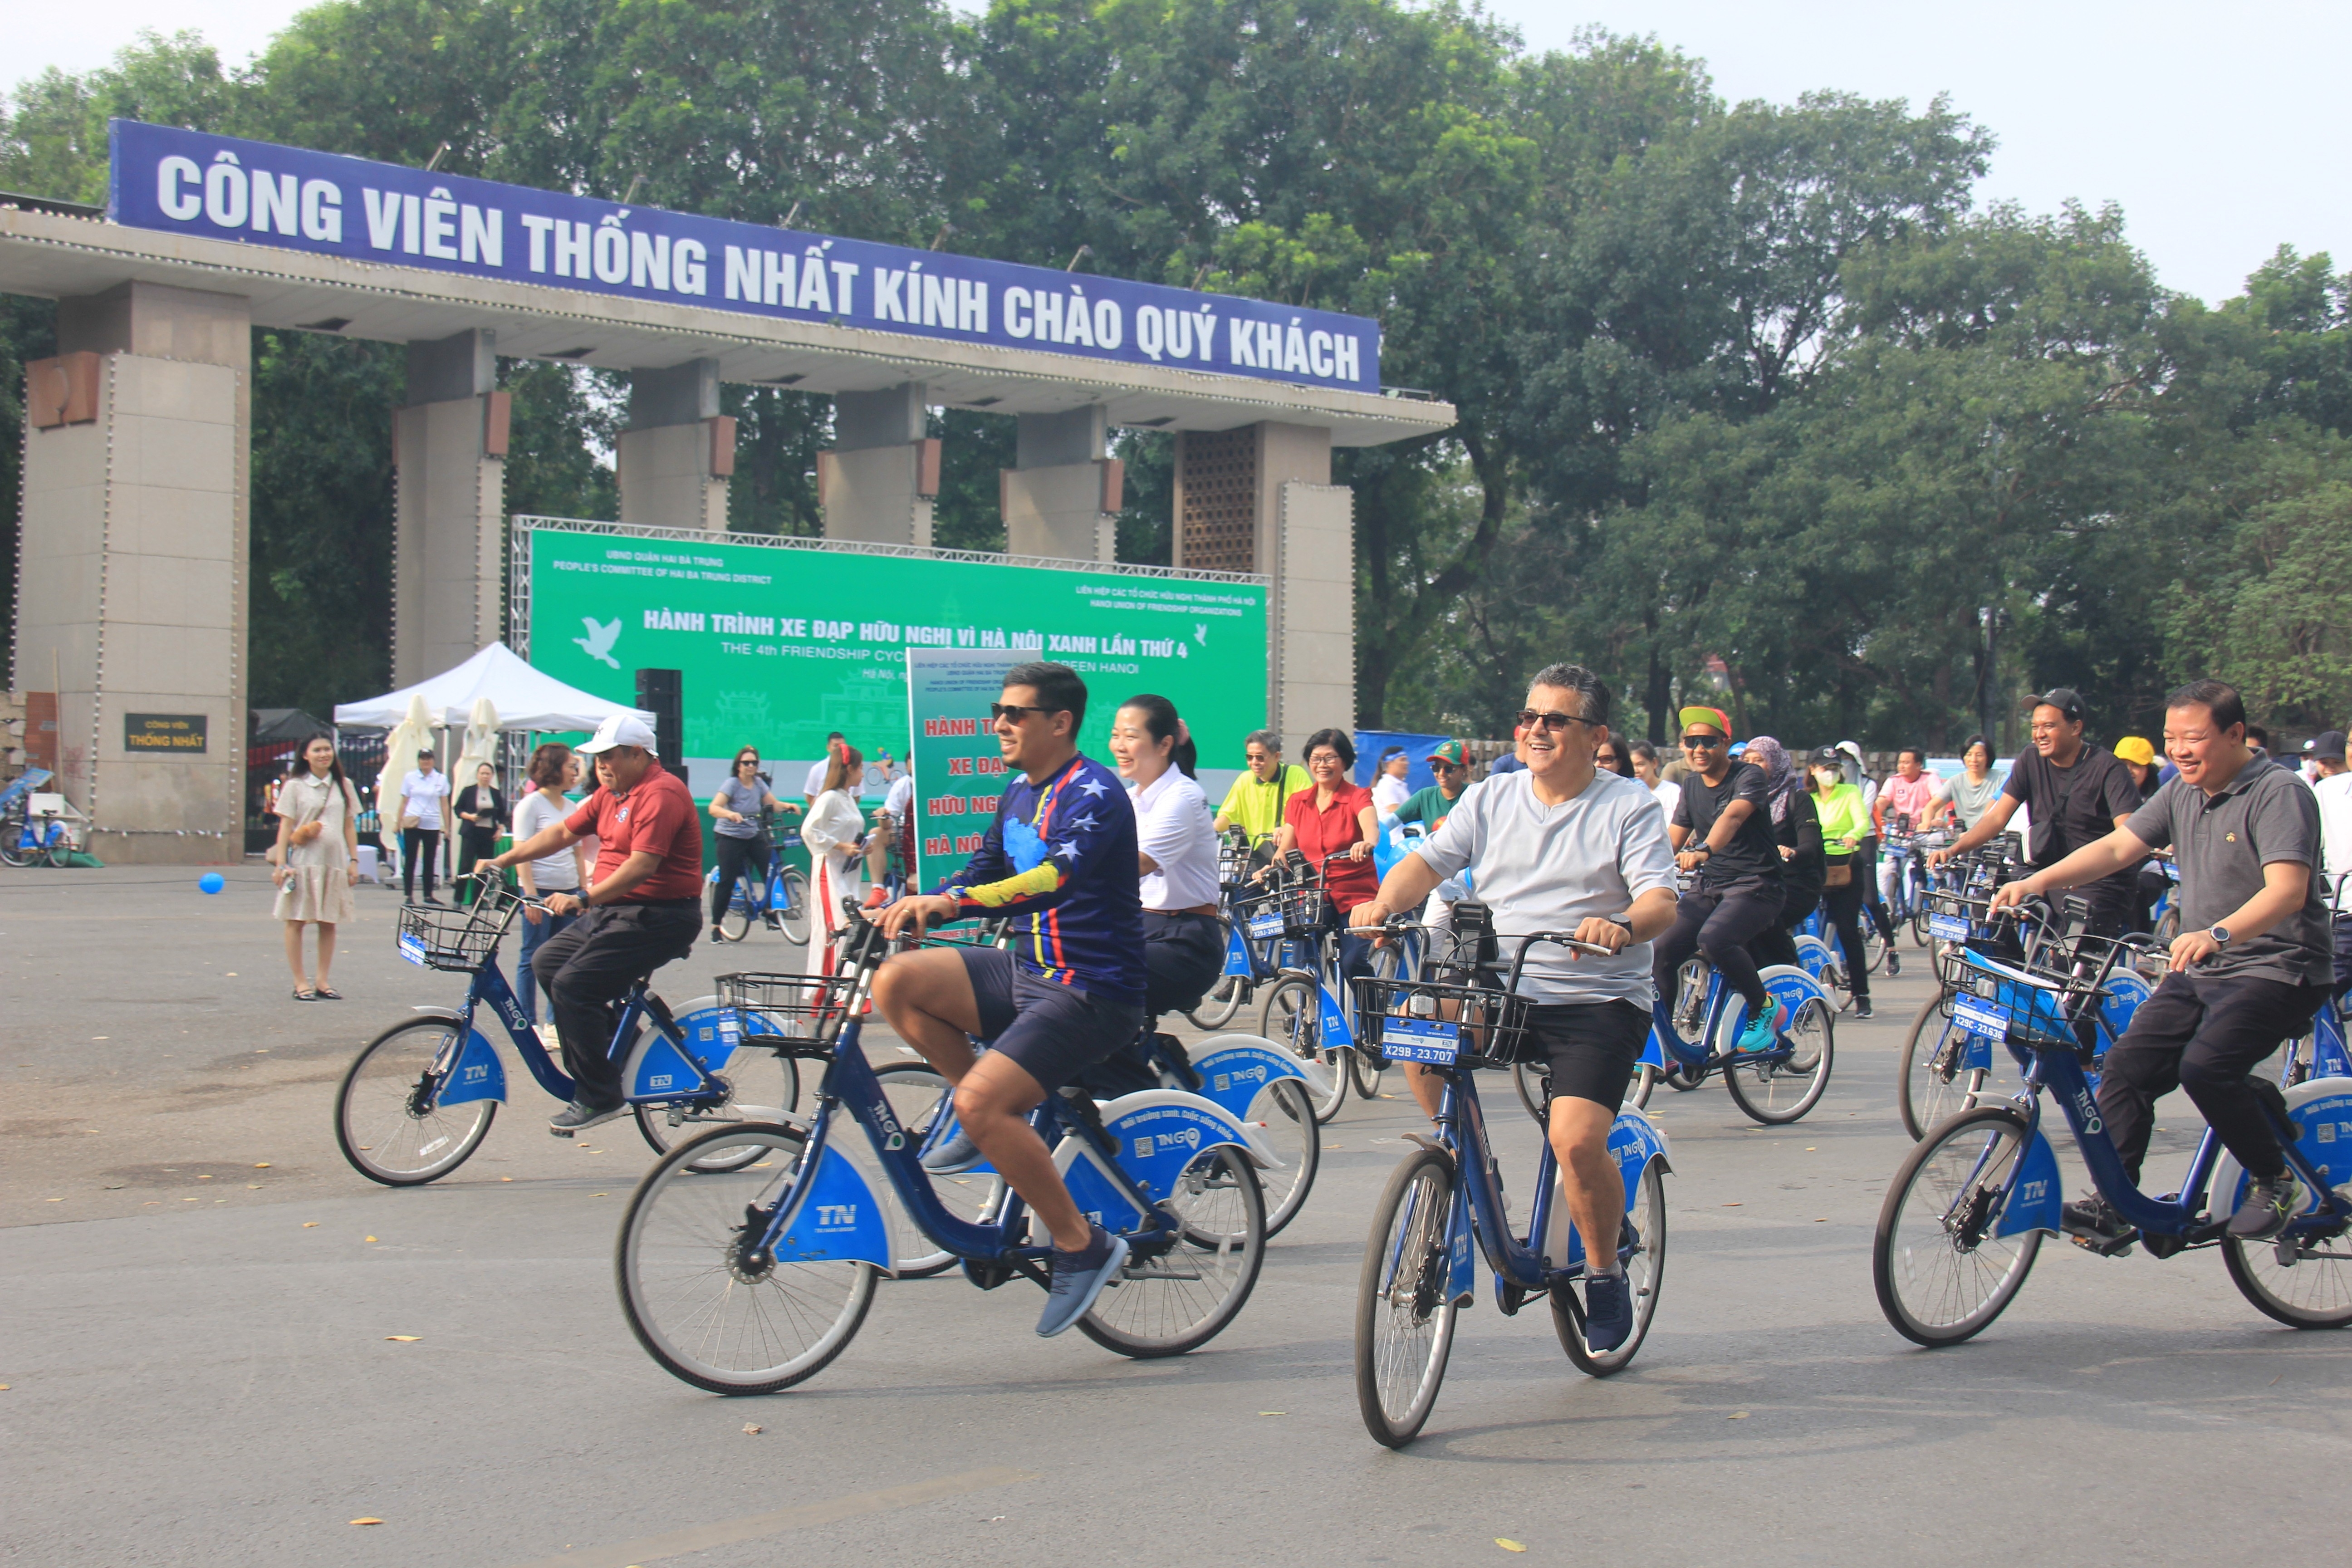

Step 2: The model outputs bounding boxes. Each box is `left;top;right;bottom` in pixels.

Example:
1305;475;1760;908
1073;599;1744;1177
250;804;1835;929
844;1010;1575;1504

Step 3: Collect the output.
1934;687;2141;931
1654;707;1787;1054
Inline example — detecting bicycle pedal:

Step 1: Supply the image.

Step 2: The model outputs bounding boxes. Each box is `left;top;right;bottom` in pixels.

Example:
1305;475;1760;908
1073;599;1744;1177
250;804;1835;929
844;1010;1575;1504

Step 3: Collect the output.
2068;1230;2138;1258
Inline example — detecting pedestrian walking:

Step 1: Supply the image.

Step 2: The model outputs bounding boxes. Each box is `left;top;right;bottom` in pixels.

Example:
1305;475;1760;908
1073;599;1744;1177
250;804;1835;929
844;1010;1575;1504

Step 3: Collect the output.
399;748;450;904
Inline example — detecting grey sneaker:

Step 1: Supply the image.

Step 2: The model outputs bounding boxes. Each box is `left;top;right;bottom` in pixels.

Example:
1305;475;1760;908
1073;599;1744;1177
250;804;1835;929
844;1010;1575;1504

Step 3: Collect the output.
2227;1172;2304;1240
548;1100;627;1136
1036;1223;1129;1337
920;1125;983;1173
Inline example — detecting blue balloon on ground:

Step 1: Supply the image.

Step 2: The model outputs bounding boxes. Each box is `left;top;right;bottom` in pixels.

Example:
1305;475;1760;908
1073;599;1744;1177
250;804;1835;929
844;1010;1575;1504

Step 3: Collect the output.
198;872;225;894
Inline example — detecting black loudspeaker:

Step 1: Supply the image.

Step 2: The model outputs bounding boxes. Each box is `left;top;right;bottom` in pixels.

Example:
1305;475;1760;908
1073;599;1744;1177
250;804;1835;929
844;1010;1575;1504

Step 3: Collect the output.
635;668;683;775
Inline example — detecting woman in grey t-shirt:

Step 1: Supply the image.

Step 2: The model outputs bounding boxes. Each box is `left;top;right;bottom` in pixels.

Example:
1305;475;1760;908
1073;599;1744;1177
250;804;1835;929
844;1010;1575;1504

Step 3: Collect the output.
1931;734;2005;831
708;746;799;937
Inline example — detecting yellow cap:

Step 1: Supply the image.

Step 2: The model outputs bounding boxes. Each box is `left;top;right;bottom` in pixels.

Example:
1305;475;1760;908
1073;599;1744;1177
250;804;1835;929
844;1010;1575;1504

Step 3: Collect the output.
2113;736;2156;767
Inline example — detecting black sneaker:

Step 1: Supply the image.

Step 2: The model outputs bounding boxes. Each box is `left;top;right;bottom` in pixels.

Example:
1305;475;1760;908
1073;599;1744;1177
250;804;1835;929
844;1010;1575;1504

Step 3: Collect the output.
1036;1223;1128;1337
2228;1172;2304;1240
1884;948;1901;978
1853;997;1874;1020
708;926;726;944
548;1100;627;1136
2062;1193;2135;1242
1584;1269;1633;1351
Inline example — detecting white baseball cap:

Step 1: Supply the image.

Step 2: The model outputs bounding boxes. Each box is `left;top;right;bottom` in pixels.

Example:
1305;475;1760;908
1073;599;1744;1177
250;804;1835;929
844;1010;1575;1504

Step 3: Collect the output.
575;712;660;755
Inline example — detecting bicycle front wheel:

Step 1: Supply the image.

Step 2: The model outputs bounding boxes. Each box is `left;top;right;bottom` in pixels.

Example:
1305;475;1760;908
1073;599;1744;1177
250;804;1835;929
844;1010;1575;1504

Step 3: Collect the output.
615;1122;877;1394
1910;908;1932;948
777;867;811;945
1078;1147;1265;1358
1259;974;1347;1123
1873;1106;2043;1346
1247;1076;1320;1237
1354;1146;1460;1447
1555;1156;1667;1376
1513;1060;1548;1126
716;874;753;941
1723;997;1833;1124
1186;974;1250;1030
874;1063;1005;1277
333;1017;498;1185
1897;992;1986;1141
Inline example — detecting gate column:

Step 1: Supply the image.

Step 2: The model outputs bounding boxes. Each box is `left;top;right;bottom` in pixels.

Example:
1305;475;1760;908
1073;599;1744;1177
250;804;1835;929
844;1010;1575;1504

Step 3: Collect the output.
15;280;249;862
819;382;937;546
392;329;506;685
619;358;731;531
1002;405;1118;563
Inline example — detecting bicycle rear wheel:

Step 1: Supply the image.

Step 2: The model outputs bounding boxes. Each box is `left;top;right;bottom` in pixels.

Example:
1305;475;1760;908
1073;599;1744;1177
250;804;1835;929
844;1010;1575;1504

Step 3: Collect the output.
1078;1147;1264;1357
1910;908;1932;948
1897;992;1987;1141
2223;1213;2352;1328
615;1122;877;1394
1723;997;1833;1124
874;1063;1005;1277
775;866;810;944
333;1017;498;1185
715;874;753;941
1354;1146;1460;1447
1245;1076;1320;1237
1554;1157;1667;1376
1873;1106;2042;1346
632;1047;802;1169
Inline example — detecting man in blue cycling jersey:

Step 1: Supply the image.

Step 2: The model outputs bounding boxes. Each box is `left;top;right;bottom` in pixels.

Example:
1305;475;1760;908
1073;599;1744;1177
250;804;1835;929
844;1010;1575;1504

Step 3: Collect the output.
872;662;1147;1336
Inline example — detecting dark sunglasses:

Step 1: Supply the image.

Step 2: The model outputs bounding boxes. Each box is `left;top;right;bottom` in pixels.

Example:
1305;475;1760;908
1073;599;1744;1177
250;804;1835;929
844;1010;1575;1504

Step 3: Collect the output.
1515;709;1593;733
1680;733;1726;749
990;702;1056;724
1430;759;1463;772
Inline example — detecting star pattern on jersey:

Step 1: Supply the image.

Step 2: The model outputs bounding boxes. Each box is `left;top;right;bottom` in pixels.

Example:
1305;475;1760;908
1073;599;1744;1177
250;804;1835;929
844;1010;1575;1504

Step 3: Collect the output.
1054;839;1080;858
1068;813;1099;832
1077;775;1108;797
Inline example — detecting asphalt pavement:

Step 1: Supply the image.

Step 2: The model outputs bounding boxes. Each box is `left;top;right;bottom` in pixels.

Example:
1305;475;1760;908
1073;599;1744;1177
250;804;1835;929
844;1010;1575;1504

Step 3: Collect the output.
5;864;2347;1567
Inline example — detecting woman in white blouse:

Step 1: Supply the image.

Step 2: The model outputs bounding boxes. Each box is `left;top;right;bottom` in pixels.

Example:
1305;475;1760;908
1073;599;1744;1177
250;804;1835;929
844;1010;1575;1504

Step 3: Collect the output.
1109;695;1224;1019
800;743;868;978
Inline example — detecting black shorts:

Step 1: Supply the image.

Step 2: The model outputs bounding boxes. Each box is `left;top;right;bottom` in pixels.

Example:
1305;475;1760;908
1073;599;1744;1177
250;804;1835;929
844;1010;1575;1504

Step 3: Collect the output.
1523;999;1652;1111
958;946;1145;1094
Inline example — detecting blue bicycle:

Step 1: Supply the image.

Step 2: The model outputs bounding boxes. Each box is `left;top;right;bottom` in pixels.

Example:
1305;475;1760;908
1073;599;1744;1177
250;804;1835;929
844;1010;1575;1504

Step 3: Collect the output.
709;815;810;945
334;882;798;1184
1254;858;1410;1120
1351;931;1673;1446
1874;916;2352;1342
1642;922;1838;1124
614;910;1274;1394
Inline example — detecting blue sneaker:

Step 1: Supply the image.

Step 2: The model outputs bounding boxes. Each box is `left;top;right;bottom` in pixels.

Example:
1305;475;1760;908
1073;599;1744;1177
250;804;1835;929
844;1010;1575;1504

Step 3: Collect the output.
1733;1001;1787;1054
1584;1269;1633;1351
920;1126;982;1174
1036;1223;1129;1337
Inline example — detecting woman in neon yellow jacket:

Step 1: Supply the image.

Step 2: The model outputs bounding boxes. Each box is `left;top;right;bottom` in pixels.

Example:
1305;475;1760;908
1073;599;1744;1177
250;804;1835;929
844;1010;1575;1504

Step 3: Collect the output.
1807;746;1878;1018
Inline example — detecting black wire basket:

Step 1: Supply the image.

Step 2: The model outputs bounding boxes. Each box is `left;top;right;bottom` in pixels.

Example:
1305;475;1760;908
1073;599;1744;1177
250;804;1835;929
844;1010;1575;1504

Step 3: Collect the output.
715;971;862;1059
395;885;522;973
1352;974;1536;1070
1270;863;1331;939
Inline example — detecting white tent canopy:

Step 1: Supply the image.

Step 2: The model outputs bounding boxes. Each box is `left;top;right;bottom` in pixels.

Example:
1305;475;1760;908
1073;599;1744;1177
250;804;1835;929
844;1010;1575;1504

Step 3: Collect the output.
333;643;653;732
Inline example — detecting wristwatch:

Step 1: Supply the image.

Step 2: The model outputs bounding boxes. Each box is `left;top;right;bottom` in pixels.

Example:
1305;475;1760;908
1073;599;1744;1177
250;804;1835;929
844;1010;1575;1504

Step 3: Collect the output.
2209;925;2231;947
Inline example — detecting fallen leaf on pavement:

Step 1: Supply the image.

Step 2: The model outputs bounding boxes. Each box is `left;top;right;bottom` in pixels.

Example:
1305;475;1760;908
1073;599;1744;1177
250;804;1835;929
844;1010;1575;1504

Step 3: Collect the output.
364;1235;378;1243
303;1222;318;1228
385;1336;421;1343
1497;1541;1527;1553
742;1423;763;1436
349;1518;382;1526
1728;1411;1749;1420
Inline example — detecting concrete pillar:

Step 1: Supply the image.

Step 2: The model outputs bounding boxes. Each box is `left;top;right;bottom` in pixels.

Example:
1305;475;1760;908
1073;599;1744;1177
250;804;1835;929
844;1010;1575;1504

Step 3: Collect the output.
618;358;733;531
392;329;507;686
1001;405;1120;563
14;280;248;862
1172;422;1351;738
819;382;938;546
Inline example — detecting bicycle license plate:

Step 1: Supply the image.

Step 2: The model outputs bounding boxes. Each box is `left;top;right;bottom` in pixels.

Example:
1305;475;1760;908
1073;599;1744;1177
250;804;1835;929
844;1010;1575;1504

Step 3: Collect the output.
1950;998;2007;1039
1928;913;1972;941
397;933;427;967
1381;1015;1461;1065
1246;911;1284;940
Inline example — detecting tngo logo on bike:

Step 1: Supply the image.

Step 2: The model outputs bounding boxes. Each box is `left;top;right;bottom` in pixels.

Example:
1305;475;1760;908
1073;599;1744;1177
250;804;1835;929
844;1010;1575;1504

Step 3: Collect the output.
2073;1088;2102;1135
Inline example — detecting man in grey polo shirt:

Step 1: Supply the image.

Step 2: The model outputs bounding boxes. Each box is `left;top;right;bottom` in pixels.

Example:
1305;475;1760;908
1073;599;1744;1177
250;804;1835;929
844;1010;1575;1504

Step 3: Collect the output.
1991;679;2334;1242
1352;662;1678;1350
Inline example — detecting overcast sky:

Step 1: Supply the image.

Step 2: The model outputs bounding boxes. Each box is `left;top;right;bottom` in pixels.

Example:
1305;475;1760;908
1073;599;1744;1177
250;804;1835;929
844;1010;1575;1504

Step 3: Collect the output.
13;0;2342;304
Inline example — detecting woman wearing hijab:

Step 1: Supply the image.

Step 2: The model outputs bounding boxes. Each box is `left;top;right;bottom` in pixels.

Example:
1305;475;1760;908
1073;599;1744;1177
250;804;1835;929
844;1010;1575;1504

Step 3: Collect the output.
1740;736;1824;972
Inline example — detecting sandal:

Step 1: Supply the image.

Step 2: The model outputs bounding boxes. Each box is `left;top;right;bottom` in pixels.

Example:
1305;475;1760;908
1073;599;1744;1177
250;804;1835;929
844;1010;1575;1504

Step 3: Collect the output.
313;985;343;1000
292;987;318;1001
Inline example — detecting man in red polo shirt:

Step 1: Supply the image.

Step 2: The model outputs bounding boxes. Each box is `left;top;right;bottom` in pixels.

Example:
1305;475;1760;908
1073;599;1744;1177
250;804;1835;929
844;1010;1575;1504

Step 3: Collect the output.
486;713;704;1131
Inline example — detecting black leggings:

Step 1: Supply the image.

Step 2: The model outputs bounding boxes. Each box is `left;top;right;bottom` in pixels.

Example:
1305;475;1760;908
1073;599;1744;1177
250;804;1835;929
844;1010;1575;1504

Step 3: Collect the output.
1856;836;1896;943
710;832;773;922
1750;887;1818;972
1821;869;1871;1000
1653;881;1783;1015
402;828;440;897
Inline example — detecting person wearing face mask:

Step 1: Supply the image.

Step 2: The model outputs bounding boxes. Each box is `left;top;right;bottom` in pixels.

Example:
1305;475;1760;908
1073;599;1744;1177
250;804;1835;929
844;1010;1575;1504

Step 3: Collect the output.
1808;746;1880;1019
1656;706;1789;1051
1739;737;1823;973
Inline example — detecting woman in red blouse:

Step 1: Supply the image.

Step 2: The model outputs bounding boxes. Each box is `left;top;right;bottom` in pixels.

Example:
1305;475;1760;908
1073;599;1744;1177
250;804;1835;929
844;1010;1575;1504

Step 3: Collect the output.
1270;727;1382;985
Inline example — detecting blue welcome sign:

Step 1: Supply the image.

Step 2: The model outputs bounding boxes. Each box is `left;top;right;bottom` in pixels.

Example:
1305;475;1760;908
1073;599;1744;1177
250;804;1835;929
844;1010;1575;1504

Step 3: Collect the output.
107;120;1381;393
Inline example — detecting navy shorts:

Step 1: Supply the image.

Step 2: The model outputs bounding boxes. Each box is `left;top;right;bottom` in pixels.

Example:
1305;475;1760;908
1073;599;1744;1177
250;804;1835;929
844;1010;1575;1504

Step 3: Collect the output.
958;946;1145;1094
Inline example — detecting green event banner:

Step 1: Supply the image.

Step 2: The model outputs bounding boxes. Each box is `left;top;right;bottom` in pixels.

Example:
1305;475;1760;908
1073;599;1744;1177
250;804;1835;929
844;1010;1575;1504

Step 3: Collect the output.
525;526;1267;776
904;647;1025;890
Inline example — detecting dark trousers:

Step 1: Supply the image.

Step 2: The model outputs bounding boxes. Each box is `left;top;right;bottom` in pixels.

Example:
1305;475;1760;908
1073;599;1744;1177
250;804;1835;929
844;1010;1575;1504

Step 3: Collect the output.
1654;879;1783;1014
1750;887;1818;971
455;831;498;905
531;901;703;1108
710;832;773;923
2096;969;2327;1184
1142;910;1227;1018
401;828;440;898
1821;868;1873;1000
1857;836;1896;942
